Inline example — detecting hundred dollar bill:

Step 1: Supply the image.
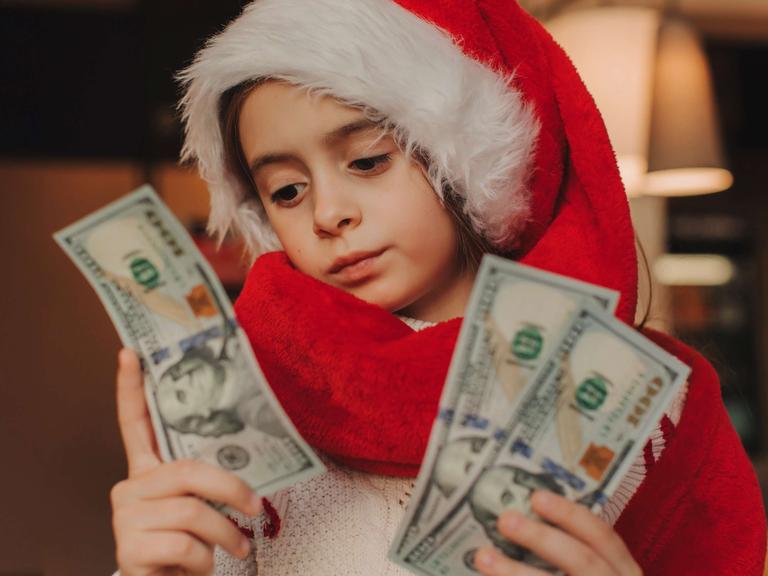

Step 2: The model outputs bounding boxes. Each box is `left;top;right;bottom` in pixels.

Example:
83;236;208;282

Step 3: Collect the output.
54;185;325;495
449;257;620;457
396;303;691;575
390;256;619;555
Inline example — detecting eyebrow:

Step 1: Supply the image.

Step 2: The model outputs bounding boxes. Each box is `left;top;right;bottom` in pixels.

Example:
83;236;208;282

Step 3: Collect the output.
247;118;382;176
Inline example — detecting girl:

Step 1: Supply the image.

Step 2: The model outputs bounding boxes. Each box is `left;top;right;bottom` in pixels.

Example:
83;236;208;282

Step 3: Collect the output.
109;0;767;575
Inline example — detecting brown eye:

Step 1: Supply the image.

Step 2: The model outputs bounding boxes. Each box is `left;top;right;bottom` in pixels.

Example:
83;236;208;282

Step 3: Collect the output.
350;154;391;172
270;183;306;205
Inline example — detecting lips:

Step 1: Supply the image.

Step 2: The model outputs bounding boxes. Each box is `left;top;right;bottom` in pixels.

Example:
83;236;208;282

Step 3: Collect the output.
328;249;386;279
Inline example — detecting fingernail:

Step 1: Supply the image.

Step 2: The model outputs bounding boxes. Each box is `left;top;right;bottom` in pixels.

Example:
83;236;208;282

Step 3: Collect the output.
475;547;497;569
501;510;523;532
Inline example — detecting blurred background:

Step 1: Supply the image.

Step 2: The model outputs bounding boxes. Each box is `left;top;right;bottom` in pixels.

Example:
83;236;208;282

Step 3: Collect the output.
1;0;767;573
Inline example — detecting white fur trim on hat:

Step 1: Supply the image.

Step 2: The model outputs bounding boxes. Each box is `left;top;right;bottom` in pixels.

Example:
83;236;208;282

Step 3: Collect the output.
177;0;540;260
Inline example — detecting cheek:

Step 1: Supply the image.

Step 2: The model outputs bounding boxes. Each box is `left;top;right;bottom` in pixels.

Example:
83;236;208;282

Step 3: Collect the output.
395;199;456;261
272;220;326;280
265;208;311;264
383;169;457;257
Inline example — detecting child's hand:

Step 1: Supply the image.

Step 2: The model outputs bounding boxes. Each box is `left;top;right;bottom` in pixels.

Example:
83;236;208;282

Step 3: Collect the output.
110;348;263;576
474;490;642;576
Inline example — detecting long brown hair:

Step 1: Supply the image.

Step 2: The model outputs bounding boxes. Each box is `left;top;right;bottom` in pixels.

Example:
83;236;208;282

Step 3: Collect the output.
634;233;653;331
218;79;493;274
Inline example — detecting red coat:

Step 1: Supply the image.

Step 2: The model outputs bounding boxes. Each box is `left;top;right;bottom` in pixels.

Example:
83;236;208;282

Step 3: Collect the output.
617;329;766;575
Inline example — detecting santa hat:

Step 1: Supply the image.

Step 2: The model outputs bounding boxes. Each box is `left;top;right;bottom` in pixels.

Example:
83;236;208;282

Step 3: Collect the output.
178;0;638;324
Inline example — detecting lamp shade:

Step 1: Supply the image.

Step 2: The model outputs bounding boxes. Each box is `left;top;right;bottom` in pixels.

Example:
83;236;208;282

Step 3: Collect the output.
546;7;732;197
645;16;733;196
546;7;660;197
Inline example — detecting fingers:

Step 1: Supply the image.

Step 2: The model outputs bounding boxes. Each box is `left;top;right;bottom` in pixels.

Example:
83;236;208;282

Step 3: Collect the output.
111;459;263;519
530;491;642;576
475;492;643;576
492;507;614;576
116;496;252;561
116;530;215;575
475;546;550;576
116;348;161;476
112;348;263;575
110;460;261;574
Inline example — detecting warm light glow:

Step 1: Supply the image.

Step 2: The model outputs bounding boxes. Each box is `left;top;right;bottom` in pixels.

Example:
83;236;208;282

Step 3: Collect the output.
546;7;659;199
654;254;735;286
646;17;730;196
644;168;734;196
547;8;731;198
617;155;649;197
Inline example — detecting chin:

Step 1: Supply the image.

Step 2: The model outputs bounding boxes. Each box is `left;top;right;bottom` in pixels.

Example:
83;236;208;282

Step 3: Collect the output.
348;279;416;313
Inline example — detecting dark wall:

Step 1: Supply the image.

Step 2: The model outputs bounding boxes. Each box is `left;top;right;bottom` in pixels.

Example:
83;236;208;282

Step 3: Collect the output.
0;1;246;160
665;40;768;455
0;4;245;574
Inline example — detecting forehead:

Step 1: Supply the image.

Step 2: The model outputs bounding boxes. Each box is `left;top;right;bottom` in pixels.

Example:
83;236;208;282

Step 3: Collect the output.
238;81;371;148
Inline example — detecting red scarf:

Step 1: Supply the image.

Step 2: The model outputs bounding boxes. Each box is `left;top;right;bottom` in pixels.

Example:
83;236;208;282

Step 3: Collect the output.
235;251;459;476
234;252;766;575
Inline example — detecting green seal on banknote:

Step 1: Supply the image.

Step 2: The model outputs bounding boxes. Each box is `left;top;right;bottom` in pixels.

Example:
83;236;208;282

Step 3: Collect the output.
576;376;608;410
130;257;162;290
511;326;543;360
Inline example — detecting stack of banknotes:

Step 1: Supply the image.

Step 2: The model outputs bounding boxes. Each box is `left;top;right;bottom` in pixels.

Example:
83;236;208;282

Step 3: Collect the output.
56;186;690;574
388;250;691;574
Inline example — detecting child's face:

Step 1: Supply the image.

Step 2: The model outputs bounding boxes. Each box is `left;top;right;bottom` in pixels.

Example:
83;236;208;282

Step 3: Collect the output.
238;81;470;318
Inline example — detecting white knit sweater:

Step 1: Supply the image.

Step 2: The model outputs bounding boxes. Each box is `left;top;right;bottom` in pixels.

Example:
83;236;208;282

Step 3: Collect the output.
209;389;689;576
113;315;689;575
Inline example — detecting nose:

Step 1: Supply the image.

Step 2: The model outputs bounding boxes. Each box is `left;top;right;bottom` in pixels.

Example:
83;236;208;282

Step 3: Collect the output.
312;175;362;237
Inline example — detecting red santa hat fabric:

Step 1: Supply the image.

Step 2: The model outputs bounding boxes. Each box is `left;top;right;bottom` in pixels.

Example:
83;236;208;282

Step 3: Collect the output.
178;0;637;323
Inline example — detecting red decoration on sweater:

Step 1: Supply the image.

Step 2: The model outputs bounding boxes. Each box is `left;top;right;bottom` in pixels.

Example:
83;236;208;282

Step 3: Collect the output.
227;515;255;540
261;497;282;539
